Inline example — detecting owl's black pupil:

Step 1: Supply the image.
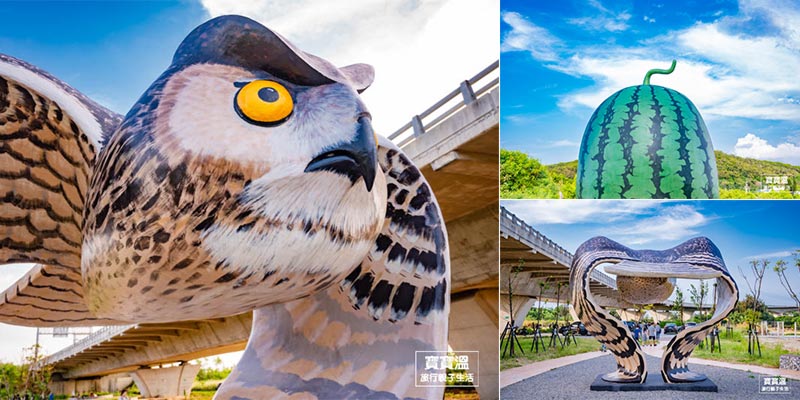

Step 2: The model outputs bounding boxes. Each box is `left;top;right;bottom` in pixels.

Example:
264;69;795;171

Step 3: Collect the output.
258;87;280;103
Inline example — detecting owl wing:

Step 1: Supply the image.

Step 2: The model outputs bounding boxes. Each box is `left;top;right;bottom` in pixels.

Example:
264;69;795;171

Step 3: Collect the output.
338;137;449;326
0;54;124;326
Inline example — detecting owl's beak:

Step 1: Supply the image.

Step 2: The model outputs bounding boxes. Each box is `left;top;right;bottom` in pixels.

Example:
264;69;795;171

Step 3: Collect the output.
304;115;377;191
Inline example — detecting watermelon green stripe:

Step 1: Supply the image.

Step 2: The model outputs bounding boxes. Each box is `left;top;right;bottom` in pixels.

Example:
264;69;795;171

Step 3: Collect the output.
647;85;668;198
670;90;710;198
576;61;719;199
624;85;657;198
591;94;619;197
577;90;622;198
616;85;639;197
598;86;636;198
666;87;696;198
653;86;688;198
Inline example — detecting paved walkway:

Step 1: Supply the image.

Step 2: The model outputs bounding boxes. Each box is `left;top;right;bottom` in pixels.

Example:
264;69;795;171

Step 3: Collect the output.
501;353;799;400
500;351;606;387
501;336;800;399
638;337;800;380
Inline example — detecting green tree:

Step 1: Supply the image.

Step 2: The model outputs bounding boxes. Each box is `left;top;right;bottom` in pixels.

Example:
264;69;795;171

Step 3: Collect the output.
774;257;800;313
500;149;550;195
0;363;22;398
672;287;685;324
737;294;768;314
689;280;709;321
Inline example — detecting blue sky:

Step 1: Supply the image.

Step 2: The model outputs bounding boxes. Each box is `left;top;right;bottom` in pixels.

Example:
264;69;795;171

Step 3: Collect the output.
0;0;498;135
501;199;800;306
0;0;499;363
501;0;800;165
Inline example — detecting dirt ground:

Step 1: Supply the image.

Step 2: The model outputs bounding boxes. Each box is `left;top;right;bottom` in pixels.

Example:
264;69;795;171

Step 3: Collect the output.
761;336;800;352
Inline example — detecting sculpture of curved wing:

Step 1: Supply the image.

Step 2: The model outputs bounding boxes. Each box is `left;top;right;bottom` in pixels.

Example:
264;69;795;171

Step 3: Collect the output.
570;236;737;385
570;237;647;383
0;54;123;326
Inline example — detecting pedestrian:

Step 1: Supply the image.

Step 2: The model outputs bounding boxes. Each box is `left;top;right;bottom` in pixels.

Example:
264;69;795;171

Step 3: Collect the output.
633;324;641;343
656;323;662;341
648;323;657;346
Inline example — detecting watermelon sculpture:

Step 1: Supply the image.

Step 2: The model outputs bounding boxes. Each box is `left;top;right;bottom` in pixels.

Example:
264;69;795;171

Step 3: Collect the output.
576;60;719;199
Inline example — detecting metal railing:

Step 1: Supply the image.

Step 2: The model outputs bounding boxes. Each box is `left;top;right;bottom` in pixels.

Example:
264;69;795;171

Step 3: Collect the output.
44;324;134;364
501;207;573;265
388;60;498;147
500;207;617;289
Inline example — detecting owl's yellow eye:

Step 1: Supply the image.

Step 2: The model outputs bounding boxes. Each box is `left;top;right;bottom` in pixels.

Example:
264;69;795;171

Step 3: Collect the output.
234;80;293;124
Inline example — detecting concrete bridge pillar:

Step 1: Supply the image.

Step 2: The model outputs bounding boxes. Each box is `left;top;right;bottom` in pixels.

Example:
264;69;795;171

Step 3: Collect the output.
130;364;201;399
49;373;134;397
618;309;637;322
653;310;671;323
499;294;535;328
449;288;499;400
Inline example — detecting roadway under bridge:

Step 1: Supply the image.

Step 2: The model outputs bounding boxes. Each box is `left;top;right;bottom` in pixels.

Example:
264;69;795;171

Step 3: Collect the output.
42;62;500;399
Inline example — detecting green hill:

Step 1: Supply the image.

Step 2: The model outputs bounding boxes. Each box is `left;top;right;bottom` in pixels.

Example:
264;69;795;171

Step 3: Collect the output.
500;149;800;199
714;151;800;191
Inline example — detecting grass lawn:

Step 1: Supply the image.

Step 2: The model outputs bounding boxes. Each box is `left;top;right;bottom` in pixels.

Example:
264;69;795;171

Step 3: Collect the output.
500;336;600;370
692;331;795;368
190;390;216;399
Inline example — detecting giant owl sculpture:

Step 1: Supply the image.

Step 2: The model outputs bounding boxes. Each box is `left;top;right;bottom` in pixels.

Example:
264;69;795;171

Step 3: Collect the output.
0;15;449;399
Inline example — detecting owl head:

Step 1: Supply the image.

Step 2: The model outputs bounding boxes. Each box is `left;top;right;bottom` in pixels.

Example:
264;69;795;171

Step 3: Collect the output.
82;15;388;321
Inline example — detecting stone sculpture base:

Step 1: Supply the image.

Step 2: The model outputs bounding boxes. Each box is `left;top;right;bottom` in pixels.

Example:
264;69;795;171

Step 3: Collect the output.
590;374;718;392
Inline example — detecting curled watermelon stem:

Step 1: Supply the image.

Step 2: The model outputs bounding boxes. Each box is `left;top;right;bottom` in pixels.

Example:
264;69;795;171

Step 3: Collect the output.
643;59;677;85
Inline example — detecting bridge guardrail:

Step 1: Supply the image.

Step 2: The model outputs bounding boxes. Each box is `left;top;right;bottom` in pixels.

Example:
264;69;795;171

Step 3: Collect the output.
388;60;499;147
44;324;134;364
500;207;617;289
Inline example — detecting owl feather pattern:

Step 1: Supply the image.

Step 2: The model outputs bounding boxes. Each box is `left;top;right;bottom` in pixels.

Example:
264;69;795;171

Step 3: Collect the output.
0;15;449;400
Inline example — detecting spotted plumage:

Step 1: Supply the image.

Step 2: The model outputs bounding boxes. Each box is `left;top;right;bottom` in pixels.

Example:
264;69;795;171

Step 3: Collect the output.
570;236;737;385
0;15;449;400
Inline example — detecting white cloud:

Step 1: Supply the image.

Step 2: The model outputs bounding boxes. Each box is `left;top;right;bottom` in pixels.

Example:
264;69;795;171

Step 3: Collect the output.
500;11;561;62
567;0;631;32
744;250;794;260
502;201;712;246
733;133;800;163
643;16;656;23
199;0;500;135
606;205;711;245
501;199;659;225
504;1;800;124
544;139;580;148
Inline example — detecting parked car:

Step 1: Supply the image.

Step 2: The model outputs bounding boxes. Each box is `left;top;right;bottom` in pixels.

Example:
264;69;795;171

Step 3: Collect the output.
684;322;697;331
663;323;679;334
515;326;532;336
559;321;588;336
